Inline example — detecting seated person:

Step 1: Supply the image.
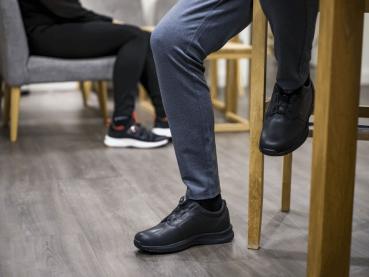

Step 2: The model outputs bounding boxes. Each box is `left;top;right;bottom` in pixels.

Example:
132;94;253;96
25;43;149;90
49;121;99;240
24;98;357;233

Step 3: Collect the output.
134;0;317;253
19;0;171;149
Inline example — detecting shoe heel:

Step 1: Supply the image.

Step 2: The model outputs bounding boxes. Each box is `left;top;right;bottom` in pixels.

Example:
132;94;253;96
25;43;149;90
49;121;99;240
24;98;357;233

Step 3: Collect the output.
195;226;234;245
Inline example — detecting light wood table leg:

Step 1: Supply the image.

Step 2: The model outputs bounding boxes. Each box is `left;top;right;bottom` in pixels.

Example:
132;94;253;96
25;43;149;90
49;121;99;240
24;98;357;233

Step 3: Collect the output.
281;153;292;213
10;86;21;142
248;0;267;250
307;0;364;276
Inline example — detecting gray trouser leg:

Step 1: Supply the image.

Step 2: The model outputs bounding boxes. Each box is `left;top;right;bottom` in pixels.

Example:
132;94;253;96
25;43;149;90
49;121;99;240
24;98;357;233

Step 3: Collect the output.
151;0;253;200
151;0;317;200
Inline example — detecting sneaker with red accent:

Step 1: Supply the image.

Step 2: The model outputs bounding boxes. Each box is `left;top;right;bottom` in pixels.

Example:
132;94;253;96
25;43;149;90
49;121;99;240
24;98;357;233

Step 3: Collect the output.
104;123;169;149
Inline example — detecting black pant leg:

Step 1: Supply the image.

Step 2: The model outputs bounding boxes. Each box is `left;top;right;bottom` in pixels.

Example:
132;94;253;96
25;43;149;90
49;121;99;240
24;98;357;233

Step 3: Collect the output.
259;0;318;90
28;22;164;119
112;32;149;118
139;32;166;119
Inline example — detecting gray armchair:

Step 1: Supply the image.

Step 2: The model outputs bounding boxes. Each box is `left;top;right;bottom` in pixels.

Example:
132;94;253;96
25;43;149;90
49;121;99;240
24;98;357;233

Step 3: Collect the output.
0;0;116;142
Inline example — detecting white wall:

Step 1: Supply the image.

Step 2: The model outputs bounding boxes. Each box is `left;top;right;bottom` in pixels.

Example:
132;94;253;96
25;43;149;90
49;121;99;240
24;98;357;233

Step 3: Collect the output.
141;0;157;25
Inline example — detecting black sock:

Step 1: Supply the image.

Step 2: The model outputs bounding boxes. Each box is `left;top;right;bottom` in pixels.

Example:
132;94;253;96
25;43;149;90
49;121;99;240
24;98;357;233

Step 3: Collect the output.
194;194;222;212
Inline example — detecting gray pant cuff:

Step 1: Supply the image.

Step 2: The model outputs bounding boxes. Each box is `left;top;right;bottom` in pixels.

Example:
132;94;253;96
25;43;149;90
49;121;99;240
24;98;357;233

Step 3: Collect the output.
186;189;221;201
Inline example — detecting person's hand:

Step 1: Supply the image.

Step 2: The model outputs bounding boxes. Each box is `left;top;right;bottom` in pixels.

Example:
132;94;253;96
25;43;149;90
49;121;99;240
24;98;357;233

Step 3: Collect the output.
113;19;125;25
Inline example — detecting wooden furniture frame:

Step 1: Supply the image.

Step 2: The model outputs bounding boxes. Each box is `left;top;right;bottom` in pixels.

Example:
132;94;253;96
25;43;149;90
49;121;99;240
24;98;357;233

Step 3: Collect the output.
80;81;109;125
248;0;367;275
208;37;253;133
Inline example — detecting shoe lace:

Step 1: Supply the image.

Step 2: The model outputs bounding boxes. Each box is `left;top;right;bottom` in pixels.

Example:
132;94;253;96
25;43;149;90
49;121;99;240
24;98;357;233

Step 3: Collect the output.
161;196;188;224
271;87;299;117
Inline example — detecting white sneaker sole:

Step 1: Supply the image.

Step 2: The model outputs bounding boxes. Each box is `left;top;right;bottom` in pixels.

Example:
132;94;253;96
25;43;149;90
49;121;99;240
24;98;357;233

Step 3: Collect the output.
104;136;169;149
152;128;172;138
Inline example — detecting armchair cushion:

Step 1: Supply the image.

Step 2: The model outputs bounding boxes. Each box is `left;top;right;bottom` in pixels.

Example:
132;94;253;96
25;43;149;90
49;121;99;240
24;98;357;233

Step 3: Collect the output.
27;56;115;84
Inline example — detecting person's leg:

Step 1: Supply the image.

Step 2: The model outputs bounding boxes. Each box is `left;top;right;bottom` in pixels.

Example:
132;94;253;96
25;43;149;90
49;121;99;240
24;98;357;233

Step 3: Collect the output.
29;22;169;148
138;35;172;138
29;22;149;121
29;22;143;58
259;0;318;156
111;27;150;121
151;0;252;201
139;33;167;119
134;0;252;253
260;0;318;90
109;34;170;148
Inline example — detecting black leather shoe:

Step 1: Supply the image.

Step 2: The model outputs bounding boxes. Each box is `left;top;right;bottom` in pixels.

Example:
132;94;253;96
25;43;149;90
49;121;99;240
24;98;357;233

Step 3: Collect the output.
134;197;234;253
259;79;314;156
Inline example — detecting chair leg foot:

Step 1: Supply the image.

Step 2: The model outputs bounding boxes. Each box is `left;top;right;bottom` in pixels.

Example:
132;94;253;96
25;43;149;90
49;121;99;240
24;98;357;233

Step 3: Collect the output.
10;86;21;142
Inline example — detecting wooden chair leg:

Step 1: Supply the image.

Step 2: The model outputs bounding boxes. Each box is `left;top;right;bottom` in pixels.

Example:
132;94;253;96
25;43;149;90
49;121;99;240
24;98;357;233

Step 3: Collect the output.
10;86;21;142
3;84;11;127
97;81;109;126
209;60;218;99
281;153;293;212
238;60;245;97
80;81;91;107
138;84;147;102
225;61;233;113
225;60;239;115
248;0;268;250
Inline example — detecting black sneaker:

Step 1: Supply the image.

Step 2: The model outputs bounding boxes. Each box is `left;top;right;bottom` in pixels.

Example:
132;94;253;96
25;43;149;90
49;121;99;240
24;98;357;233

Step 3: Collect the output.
259;79;314;156
134;196;234;254
152;117;172;139
104;123;169;148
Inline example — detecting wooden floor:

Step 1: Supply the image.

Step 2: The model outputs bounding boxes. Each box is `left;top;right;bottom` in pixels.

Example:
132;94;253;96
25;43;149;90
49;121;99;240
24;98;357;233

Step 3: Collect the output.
1;85;369;277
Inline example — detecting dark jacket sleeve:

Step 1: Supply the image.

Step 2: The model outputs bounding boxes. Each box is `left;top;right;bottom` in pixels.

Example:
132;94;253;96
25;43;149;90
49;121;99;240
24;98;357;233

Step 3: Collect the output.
39;0;113;22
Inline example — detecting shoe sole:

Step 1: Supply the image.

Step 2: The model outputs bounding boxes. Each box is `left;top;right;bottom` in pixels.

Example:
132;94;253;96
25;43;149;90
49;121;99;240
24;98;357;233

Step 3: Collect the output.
260;123;310;156
104;136;169;149
152;128;172;139
134;225;234;254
